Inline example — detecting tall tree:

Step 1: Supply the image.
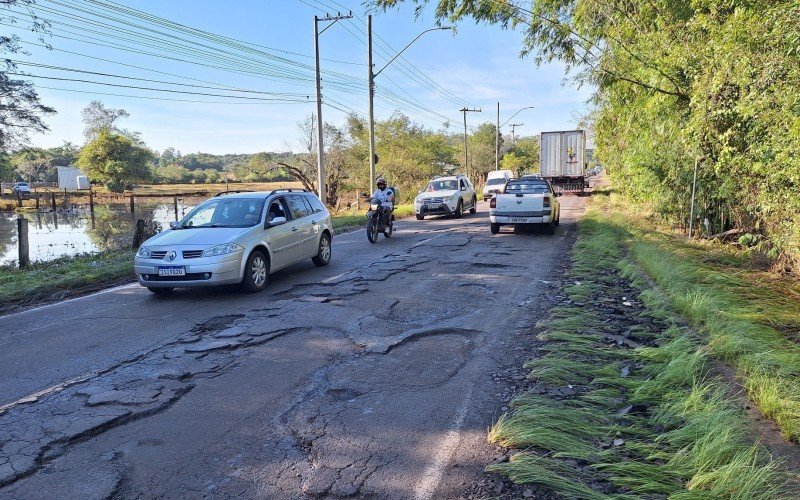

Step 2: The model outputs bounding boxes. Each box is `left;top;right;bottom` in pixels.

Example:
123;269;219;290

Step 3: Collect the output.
77;131;153;192
81;100;131;142
0;0;56;152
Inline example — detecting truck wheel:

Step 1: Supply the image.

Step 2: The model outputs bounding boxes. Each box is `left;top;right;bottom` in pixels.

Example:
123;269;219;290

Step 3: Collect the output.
545;221;556;235
490;223;500;234
469;197;477;214
416;214;424;220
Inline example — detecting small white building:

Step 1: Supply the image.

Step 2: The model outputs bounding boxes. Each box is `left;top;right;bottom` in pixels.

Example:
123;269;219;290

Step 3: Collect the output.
57;166;90;191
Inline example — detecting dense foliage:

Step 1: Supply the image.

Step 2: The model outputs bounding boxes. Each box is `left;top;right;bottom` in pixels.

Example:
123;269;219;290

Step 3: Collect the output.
376;0;800;265
77;131;153;192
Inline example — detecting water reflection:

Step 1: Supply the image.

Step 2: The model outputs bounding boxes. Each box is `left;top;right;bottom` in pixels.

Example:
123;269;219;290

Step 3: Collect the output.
0;200;199;266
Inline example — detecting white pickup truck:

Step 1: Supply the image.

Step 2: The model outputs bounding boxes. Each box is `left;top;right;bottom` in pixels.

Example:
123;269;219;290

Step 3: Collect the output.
488;176;561;235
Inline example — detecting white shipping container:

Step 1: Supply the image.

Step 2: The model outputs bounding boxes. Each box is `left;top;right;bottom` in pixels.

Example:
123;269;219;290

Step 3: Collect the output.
540;130;586;178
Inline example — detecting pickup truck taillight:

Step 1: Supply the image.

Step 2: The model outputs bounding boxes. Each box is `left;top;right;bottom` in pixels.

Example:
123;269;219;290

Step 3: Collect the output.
490;197;496;208
543;197;551;208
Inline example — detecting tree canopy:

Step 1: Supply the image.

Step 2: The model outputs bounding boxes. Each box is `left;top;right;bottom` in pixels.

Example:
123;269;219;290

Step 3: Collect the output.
77;131;153;192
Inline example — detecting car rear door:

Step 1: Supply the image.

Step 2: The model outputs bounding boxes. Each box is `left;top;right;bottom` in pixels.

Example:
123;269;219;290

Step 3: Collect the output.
285;194;316;260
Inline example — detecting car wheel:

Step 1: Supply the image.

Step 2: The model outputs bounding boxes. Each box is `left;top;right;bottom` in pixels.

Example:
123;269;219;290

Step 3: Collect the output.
312;232;332;267
490;223;500;234
469;197;477;214
545;221;556;235
241;250;269;293
147;287;173;295
454;200;463;218
416;214;424;220
555;214;560;226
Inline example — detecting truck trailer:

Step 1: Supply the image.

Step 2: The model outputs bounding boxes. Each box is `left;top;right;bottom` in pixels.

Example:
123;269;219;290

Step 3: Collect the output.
539;130;587;194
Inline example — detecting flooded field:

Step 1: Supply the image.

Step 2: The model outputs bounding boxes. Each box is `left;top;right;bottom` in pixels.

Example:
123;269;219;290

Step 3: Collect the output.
0;199;200;267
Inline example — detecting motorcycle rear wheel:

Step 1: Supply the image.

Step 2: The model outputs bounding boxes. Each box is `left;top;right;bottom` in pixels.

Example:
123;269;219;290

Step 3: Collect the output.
367;218;380;243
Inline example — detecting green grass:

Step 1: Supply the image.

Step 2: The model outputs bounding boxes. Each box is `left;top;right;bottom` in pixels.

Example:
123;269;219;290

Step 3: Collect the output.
486;196;792;498
0;249;134;311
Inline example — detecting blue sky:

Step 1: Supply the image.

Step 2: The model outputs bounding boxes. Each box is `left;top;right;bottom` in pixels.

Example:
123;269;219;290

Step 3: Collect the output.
8;0;593;154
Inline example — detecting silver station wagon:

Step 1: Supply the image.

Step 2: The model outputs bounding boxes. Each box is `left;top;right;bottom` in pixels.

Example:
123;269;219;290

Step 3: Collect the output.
134;189;333;294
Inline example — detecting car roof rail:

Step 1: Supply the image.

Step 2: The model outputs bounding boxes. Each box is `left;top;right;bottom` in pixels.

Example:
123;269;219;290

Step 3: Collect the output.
269;188;310;195
214;189;254;197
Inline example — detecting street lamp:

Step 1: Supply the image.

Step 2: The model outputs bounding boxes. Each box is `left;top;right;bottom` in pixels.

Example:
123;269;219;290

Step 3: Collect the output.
495;105;534;170
367;16;451;189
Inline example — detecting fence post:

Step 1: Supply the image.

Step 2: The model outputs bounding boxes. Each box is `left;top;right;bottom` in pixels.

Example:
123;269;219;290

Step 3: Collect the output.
131;219;146;249
17;217;29;268
89;191;95;214
50;192;56;212
129;194;135;213
16;190;22;208
173;195;178;220
355;191;360;210
35;193;40;210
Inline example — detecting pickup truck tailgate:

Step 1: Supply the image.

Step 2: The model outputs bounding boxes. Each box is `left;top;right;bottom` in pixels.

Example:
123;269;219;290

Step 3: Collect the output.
494;193;546;215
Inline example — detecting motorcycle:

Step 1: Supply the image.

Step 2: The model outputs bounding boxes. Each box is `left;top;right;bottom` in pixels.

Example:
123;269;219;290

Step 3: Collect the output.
366;197;393;243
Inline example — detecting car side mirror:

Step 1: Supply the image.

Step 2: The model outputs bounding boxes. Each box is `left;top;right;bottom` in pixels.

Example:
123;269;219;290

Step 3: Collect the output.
461;186;467;191
169;221;179;229
268;216;287;227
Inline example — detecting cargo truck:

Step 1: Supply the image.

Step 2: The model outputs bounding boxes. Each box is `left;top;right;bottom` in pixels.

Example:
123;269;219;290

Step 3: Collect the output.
539;130;587;194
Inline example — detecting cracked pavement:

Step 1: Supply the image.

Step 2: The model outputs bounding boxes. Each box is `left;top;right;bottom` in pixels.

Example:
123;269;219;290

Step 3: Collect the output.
0;198;586;499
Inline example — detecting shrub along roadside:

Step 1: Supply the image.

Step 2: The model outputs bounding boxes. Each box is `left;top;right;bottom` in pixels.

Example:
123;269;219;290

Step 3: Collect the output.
487;196;791;498
0;205;416;312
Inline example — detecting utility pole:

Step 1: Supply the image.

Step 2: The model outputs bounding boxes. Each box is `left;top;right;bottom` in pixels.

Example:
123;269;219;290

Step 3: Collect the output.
368;18;451;191
510;123;523;146
495;102;500;171
368;14;376;190
689;157;699;238
314;12;352;204
460;107;481;176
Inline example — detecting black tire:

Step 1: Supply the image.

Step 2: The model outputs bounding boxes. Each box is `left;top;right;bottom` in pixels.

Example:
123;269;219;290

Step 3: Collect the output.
469;197;477;214
545;221;556;235
555;214;560;226
367;218;380;243
312;232;332;267
490;223;500;234
454;200;463;218
384;221;393;238
147;287;173;295
241;250;269;293
416;214;424;220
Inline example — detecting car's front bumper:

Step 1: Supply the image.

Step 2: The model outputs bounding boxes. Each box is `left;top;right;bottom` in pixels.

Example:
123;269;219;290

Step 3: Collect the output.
134;255;243;288
415;201;458;216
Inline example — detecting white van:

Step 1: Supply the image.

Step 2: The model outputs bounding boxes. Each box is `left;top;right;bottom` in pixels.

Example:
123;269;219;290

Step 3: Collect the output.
482;170;513;201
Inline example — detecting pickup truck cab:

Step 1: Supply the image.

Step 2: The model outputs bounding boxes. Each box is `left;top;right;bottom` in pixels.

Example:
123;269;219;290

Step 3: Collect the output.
489;176;561;235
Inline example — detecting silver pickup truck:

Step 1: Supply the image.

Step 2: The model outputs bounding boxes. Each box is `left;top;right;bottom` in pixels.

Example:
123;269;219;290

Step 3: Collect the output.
488;176;561;235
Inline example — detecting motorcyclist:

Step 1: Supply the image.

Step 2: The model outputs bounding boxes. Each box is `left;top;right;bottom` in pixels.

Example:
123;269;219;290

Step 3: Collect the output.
371;177;394;225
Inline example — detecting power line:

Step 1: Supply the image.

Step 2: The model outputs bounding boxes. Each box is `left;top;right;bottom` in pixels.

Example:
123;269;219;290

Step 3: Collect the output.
8;73;311;102
33;85;304;105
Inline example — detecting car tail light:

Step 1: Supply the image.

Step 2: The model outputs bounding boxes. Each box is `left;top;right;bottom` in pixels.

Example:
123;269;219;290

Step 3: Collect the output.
543;197;551;207
489;197;496;208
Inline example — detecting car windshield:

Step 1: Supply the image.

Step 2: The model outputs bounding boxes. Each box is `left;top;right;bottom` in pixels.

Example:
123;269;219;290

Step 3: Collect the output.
506;181;550;194
179;198;265;228
486;178;506;186
425;180;458;191
16;183;29;187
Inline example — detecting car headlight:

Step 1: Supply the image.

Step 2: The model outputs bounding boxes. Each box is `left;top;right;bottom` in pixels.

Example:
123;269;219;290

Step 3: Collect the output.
202;243;244;257
136;246;151;259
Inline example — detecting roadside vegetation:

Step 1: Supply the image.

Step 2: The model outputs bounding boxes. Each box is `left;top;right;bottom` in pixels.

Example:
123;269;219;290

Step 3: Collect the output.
487;190;798;498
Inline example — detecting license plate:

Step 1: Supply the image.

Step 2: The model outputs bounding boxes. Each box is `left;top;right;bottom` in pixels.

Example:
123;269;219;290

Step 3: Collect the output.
158;266;186;277
426;204;442;209
510;217;529;223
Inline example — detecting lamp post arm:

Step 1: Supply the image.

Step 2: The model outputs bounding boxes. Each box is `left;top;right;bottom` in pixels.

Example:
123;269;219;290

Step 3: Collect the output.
373;27;450;77
500;106;535;128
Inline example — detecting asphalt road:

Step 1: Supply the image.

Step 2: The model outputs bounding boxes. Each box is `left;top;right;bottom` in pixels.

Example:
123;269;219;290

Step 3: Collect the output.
0;197;586;499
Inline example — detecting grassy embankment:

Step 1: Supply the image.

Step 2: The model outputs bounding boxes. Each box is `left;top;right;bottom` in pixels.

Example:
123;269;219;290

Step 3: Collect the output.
0;204;414;312
487;190;799;498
